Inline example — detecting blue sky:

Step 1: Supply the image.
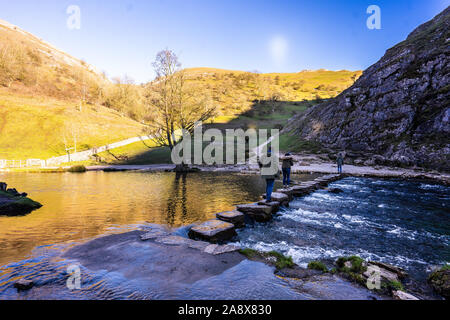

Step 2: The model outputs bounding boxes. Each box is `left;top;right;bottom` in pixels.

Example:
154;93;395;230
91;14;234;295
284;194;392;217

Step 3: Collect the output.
1;0;448;83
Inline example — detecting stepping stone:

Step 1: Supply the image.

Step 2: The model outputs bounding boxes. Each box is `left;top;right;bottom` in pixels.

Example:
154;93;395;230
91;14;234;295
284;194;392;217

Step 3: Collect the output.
267;192;289;204
236;203;273;222
14;279;34;291
276;188;295;201
314;179;330;187
290;185;314;196
257;201;280;214
188;219;237;243
216;211;245;228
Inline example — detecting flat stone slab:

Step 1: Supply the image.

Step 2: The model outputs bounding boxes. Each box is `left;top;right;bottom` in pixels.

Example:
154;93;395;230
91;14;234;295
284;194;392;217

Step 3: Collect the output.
155;235;193;246
290;185;315;196
368;261;408;279
188;219;237;243
392;290;419;300
276;188;295;200
257;201;280;214
268;192;289;203
363;264;399;283
204;244;241;255
236;203;273;222
216;211;245;228
140;229;170;241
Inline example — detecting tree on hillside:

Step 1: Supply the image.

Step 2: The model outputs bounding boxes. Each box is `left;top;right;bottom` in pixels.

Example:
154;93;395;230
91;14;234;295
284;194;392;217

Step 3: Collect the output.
145;50;216;150
104;76;144;120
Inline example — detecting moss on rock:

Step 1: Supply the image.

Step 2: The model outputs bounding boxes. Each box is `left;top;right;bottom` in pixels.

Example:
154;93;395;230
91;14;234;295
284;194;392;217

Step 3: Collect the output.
307;260;328;273
428;264;450;299
0;190;42;216
239;248;295;270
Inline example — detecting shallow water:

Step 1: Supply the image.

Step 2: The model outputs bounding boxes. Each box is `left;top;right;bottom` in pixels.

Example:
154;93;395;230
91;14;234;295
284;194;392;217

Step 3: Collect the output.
0;171;317;265
236;177;450;282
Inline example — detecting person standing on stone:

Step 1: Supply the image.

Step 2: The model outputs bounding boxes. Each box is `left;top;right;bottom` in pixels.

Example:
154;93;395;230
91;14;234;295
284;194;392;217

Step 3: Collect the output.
281;152;294;187
337;153;344;174
258;147;279;202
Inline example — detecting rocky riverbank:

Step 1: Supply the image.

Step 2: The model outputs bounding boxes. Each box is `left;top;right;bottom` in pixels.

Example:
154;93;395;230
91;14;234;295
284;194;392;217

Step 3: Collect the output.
58;228;387;300
0;183;42;216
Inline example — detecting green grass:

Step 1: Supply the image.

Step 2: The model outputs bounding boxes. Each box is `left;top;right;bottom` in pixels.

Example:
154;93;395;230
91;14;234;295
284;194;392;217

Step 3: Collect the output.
266;251;295;269
336;256;367;273
239;248;259;258
382;280;405;292
308;260;328;272
239;248;295;270
279;133;324;153
0;91;145;160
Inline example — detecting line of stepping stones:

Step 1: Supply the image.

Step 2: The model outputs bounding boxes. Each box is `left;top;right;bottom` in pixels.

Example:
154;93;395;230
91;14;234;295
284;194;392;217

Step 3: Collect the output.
188;174;343;244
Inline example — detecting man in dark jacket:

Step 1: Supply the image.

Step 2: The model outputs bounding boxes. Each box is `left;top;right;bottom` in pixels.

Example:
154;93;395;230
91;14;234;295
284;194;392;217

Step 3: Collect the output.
281;153;294;187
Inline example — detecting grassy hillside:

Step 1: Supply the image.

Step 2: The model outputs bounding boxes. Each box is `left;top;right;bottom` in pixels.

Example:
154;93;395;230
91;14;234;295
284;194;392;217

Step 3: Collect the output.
0;19;361;163
0;90;145;160
183;67;362;119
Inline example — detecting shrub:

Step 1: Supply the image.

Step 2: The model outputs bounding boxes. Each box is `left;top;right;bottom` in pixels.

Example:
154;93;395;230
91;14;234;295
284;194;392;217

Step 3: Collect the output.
67;165;87;173
382;280;404;292
336;256;367;273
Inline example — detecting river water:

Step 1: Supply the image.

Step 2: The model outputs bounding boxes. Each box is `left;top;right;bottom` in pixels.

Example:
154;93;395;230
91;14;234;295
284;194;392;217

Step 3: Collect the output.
236;176;450;282
0;171;448;299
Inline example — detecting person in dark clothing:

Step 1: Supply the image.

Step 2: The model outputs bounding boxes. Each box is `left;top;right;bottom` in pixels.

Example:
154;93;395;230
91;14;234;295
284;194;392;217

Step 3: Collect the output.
337;153;344;174
259;147;279;202
281;152;294;187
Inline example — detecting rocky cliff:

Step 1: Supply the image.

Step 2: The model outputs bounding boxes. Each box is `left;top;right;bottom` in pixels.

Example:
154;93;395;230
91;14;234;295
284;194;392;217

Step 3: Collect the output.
283;7;449;171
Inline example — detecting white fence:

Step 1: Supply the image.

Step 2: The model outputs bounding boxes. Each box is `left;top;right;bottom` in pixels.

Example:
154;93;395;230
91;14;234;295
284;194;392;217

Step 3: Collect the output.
0;136;152;169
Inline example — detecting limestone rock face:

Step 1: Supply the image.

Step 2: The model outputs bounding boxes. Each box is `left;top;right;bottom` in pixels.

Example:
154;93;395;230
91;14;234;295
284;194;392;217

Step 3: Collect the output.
283;7;450;171
188;219;237;243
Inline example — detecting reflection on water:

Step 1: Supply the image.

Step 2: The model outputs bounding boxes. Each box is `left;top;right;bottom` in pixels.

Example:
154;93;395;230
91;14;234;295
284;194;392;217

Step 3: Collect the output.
0;171;317;265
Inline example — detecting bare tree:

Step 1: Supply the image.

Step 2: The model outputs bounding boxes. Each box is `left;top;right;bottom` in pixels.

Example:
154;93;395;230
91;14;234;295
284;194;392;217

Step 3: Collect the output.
146;50;215;150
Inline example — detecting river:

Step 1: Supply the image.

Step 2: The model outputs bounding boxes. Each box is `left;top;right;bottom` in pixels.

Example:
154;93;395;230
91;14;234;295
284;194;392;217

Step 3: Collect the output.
0;171;448;299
